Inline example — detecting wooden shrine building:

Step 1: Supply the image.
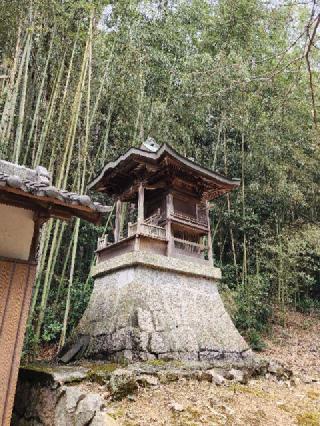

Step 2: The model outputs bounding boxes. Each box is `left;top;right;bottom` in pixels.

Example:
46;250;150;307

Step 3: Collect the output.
64;141;249;363
0;160;109;426
89;142;240;265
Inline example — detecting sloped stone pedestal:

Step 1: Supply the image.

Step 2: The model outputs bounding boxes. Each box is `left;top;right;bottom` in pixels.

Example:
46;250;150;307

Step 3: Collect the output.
63;252;251;363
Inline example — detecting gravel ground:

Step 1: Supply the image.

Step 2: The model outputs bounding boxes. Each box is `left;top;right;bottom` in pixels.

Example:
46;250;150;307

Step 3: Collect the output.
107;311;320;426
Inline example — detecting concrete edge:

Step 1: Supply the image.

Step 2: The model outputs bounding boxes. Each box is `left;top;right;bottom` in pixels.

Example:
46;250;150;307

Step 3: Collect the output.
91;251;222;280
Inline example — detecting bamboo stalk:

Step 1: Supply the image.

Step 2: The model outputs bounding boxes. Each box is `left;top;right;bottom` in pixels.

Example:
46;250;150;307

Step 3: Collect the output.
53;226;76;307
133;64;145;144
100;100;113;165
89;39;115;129
0;25;22;145
48;37;78;173
241;132;247;286
13;31;32;163
23;30;55;164
47;222;67;293
28;219;53;323
59;12;93;348
59;218;80;349
1;32;28;154
212;117;223;170
33;52;65;167
223;128;238;278
57;39;89;189
34;220;62;345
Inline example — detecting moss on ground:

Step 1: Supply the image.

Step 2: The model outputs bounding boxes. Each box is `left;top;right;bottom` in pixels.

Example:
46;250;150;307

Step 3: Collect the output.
20;363;53;374
87;363;119;384
296;412;320;426
307;390;320;400
146;359;169;367
231;383;268;399
146;359;184;369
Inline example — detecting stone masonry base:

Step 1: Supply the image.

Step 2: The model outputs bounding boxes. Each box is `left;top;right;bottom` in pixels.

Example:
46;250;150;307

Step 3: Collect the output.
61;252;251;363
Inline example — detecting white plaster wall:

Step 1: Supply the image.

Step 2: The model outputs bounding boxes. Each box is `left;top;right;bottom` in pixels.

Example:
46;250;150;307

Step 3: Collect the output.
0;204;34;260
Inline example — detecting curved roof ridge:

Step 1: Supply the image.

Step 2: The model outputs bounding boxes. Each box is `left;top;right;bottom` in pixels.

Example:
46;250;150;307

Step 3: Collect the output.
88;143;240;192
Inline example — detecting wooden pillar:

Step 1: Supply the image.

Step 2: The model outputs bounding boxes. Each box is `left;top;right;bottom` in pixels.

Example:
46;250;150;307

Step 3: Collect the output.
206;200;213;265
114;199;121;243
166;193;174;256
137;183;144;232
166;192;174;218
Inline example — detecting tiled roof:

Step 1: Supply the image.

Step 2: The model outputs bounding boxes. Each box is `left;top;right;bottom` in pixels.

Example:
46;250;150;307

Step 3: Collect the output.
88;143;240;200
0;160;111;219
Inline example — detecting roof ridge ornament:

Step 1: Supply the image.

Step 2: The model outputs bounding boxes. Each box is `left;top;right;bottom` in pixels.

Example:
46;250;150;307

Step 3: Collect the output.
35;165;51;184
141;137;159;152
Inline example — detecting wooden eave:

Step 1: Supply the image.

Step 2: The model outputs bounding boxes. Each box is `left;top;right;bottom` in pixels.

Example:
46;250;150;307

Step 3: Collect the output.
88;144;240;201
0;185;102;224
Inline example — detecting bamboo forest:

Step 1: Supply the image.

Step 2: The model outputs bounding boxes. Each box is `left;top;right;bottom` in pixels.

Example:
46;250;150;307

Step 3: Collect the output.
0;0;319;357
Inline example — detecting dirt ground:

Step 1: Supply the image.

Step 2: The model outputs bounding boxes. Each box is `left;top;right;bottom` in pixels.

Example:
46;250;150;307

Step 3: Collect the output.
107;311;320;426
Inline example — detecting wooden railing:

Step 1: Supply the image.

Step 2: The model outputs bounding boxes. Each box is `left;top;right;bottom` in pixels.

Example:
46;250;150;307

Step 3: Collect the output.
140;223;167;239
144;209;161;225
128;222;138;236
97;234;111;250
173;237;207;255
128;222;166;240
172;209;208;227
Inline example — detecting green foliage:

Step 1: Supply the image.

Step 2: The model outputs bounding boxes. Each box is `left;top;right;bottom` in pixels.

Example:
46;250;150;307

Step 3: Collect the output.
260;224;320;312
235;275;272;331
42;317;62;343
23;325;39;361
246;330;267;352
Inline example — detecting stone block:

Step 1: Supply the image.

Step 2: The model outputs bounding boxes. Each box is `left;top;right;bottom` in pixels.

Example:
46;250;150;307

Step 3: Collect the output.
108;369;138;400
90;413;119;425
225;368;248;384
137;308;154;332
201;369;225;385
74;393;105;426
149;332;167;353
136;374;159;387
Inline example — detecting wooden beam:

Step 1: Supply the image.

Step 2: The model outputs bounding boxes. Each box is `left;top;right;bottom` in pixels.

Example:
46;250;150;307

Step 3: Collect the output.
118;182;139;202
